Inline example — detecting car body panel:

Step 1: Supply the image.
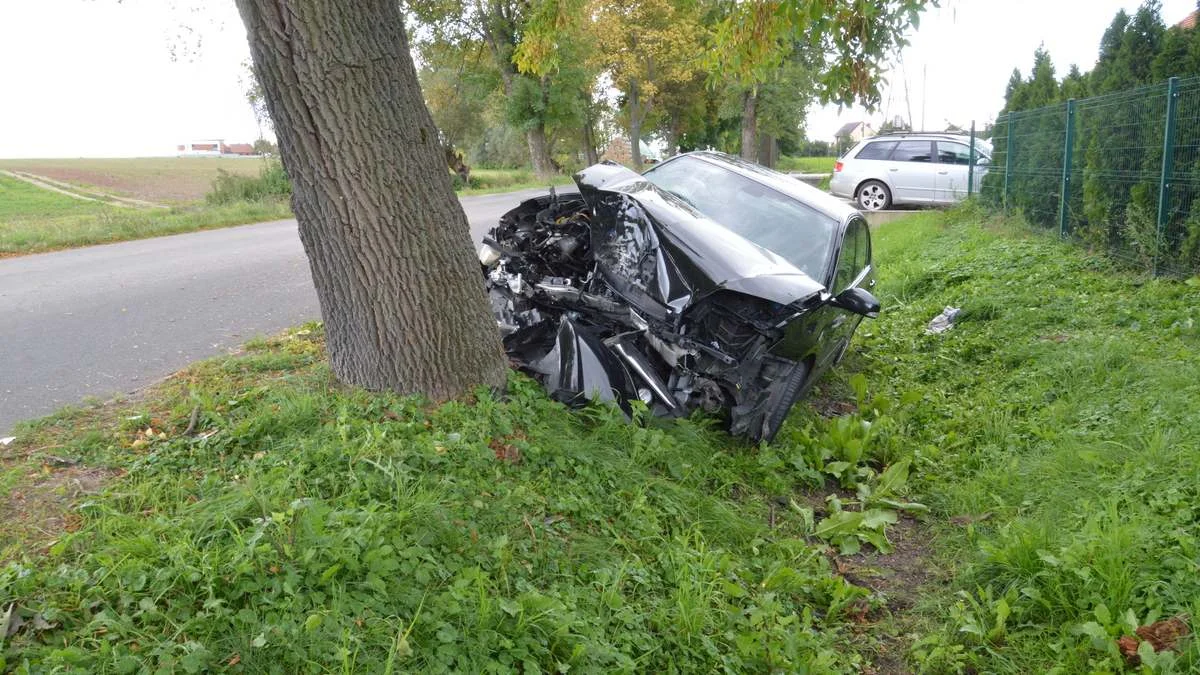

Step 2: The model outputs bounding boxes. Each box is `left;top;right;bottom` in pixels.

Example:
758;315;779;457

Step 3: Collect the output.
831;133;991;208
482;153;878;441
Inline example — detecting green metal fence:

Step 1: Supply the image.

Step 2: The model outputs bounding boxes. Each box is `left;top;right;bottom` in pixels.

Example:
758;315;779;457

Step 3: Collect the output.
982;75;1200;276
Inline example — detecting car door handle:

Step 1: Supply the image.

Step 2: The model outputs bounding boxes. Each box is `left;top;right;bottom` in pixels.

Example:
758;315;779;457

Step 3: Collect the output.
937;171;948;175
888;168;899;172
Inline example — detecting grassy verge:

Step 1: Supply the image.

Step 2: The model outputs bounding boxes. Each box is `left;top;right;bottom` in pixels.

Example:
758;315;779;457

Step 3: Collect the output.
0;173;292;255
851;205;1200;672
1;325;911;672
4;206;1197;671
456;168;574;196
778;156;838;173
0;165;570;256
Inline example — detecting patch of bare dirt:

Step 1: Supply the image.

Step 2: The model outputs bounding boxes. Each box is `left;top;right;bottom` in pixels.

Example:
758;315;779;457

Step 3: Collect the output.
836;515;942;674
0;453;120;561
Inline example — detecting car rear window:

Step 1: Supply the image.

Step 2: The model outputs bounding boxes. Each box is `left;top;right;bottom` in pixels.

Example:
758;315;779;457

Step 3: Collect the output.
891;140;934;163
855;141;897;160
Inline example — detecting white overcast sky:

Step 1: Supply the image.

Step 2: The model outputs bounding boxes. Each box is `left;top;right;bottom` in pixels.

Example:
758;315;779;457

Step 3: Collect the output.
0;0;1195;157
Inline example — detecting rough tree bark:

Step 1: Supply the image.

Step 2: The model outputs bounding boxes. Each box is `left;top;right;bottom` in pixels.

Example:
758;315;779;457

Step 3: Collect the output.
526;124;554;177
628;80;643;168
234;0;508;400
527;77;556;178
740;88;758;163
582;115;600;166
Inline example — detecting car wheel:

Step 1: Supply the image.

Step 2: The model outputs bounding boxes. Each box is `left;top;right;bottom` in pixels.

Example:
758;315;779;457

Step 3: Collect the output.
757;360;813;444
856;180;891;211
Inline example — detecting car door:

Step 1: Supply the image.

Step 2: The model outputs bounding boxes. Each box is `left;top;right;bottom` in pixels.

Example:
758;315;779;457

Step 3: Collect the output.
885;140;938;203
935;141;973;203
820;217;874;368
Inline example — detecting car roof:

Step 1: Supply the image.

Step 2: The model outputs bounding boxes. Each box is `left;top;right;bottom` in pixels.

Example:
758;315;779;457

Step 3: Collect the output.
656;151;859;225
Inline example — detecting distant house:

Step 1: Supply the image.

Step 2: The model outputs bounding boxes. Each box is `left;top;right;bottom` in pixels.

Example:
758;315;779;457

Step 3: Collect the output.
834;121;875;145
1178;10;1197;29
176;140;258;157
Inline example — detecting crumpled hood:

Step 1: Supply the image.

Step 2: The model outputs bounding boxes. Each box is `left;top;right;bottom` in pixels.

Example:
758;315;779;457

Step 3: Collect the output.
573;162;825;307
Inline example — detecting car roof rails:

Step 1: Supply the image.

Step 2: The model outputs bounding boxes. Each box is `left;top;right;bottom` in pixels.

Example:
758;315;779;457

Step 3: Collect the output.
869;131;978;140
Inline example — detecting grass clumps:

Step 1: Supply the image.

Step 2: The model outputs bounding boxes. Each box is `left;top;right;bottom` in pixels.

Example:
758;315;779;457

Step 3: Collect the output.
6;205;1200;672
206;162;292;206
852;206;1200;672
1;326;901;673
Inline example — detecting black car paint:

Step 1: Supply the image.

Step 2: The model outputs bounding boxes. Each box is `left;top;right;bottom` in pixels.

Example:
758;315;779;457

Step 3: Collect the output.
482;154;878;441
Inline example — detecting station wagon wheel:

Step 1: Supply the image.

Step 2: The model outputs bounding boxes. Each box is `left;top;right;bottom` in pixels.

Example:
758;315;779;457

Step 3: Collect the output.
856;180;891;211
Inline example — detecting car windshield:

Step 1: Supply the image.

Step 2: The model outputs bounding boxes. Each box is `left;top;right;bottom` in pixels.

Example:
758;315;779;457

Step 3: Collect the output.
644;156;837;281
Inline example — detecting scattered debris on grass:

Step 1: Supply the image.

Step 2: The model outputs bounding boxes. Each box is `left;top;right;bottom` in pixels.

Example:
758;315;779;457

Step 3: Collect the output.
1118;615;1191;666
924;306;961;334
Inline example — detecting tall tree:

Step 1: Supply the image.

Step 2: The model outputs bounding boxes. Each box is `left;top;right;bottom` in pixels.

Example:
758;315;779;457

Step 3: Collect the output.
234;0;507;398
411;0;595;177
706;0;930;163
594;0;705;167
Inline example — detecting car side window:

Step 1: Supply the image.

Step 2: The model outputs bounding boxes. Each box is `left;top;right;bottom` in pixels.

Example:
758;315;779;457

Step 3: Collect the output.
855;220;871;274
855;141;897;160
937;141;972;165
890;141;934;163
834;219;867;291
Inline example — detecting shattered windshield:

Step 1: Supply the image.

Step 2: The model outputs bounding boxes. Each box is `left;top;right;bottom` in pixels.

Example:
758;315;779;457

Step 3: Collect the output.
644;156;837;281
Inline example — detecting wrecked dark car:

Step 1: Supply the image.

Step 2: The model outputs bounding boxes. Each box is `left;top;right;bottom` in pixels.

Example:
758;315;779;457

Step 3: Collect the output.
480;151;879;442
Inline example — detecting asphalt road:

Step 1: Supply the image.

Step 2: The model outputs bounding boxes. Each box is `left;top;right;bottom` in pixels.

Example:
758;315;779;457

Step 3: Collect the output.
0;187;551;434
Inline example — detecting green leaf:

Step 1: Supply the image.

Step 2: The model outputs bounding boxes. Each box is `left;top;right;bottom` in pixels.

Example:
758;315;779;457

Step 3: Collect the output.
814;510;864;539
722;581;748;598
304;613;323;632
861;509;899;529
824;460;852;476
873;458;911;498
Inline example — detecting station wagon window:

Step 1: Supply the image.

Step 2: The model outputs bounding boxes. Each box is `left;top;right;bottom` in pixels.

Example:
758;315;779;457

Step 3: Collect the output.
855;141;897;160
937;141;973;165
834;219;870;291
890;140;934;163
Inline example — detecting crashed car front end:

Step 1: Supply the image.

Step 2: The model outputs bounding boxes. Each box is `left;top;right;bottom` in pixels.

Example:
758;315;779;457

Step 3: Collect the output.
481;160;872;442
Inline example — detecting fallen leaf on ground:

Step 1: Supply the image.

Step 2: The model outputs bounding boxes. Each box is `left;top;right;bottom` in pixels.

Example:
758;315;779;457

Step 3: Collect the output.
1118;615;1190;665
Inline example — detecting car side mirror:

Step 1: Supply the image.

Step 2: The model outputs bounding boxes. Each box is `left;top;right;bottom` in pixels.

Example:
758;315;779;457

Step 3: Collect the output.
976;156;990;166
829;286;880;318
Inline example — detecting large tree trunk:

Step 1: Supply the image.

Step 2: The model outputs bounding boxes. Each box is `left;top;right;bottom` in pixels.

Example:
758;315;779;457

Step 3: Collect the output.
740;88;758;163
526;124;555;178
628;80;644;168
664;116;679;158
758;133;777;169
235;0;507;400
582;117;599;166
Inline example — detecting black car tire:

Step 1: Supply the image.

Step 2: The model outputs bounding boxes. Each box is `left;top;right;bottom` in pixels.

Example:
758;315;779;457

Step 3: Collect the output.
758;360;813;443
856;180;891;211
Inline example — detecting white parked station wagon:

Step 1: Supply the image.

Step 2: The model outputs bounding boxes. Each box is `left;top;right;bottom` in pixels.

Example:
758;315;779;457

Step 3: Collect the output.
829;133;991;211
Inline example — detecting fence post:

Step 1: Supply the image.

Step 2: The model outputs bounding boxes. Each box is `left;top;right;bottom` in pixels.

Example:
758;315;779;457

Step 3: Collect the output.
1059;99;1076;237
1003;114;1014;213
1155;76;1180;276
967;120;976;198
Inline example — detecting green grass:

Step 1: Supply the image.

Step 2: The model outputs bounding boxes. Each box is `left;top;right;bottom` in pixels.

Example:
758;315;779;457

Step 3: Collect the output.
456;168;574;196
0;173;291;255
1;327;893;673
778;156;838;173
0;161;569;255
4;206;1198;672
855;205;1200;672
